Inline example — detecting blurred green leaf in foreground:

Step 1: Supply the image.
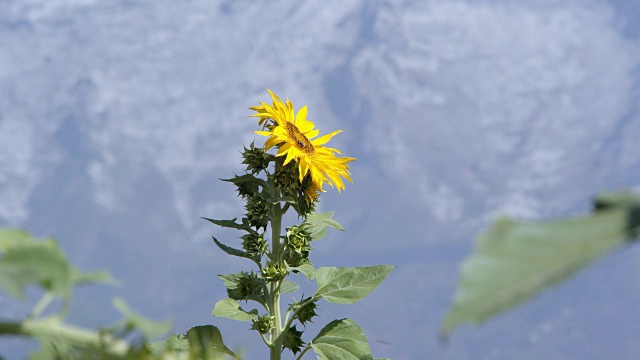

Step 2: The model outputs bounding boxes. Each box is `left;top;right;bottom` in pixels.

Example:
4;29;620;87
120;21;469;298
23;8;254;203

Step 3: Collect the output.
442;190;640;338
0;229;236;359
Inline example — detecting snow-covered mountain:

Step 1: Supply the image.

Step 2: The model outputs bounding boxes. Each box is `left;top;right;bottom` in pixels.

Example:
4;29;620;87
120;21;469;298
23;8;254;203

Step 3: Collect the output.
1;0;639;358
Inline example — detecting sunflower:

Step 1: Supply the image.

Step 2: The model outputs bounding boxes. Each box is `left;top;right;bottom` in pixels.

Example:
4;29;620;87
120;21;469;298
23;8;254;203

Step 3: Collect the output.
250;89;356;194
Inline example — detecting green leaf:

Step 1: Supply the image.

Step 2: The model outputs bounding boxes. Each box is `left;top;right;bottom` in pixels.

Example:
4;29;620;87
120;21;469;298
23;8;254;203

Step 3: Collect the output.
221;173;269;188
212;237;259;263
0;228;39;251
149;328;239;358
593;190;640;237
148;334;190;353
112;297;172;338
0;231;73;299
202;217;255;233
20;316;131;358
212;298;258;322
310;318;374;360
314;265;394;304
441;208;632;337
280;280;299;294
288;263;317;280
303;212;344;241
308;227;328;241
186;325;239;359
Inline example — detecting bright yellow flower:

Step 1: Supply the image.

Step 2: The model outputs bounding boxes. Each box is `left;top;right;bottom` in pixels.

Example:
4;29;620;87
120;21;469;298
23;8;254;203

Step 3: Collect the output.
250;89;356;193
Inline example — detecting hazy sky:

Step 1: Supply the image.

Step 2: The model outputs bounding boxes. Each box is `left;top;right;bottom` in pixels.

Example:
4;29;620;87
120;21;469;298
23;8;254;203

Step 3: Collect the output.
1;1;640;359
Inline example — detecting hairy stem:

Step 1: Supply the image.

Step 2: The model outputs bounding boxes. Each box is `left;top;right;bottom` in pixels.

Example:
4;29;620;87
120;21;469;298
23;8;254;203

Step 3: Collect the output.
269;203;284;360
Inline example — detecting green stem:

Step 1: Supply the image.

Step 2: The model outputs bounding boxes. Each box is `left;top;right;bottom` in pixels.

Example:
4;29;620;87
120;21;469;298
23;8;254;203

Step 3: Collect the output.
0;317;130;357
282;297;312;331
29;292;55;318
296;344;312;360
258;330;272;347
269;203;284;360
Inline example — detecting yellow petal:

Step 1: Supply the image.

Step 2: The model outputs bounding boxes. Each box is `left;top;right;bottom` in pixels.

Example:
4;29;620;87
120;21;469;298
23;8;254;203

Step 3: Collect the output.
312;130;342;146
299;157;310;181
295;106;308;124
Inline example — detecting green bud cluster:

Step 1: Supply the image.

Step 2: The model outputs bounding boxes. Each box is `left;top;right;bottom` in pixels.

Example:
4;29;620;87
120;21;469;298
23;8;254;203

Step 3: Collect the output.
226;271;263;302
241;233;267;256
284;226;311;267
296;299;318;325
251;314;275;334
273;157;299;194
263;261;287;282
282;325;304;354
235;180;259;199
272;157;319;217
245;192;271;230
242;142;273;175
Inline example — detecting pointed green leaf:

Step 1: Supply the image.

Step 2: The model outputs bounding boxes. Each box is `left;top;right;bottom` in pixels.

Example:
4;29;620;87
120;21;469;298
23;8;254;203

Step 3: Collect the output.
310;318;374;360
212;237;259;263
303;212;344;241
221;173;269;188
202;217;255;233
442;208;632;337
288;263;317;280
112;298;172;338
306;211;345;230
280;280;299;294
212;298;259;322
309;227;328;241
314;265;394;304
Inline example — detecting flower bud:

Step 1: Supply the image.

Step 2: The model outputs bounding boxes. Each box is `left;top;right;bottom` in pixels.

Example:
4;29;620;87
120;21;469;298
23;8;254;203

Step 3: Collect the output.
245;192;271;230
286;226;311;252
273;156;300;194
242;142;273;175
241;233;267;256
284;226;311;267
296;299;318;325
251;314;275;334
226;271;264;301
282;325;304;354
263;261;287;282
284;251;310;268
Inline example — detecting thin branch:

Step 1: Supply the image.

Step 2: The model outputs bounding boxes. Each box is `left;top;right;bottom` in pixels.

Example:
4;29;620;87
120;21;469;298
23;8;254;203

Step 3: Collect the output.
28;292;55;319
0;318;130;357
296;344;312;360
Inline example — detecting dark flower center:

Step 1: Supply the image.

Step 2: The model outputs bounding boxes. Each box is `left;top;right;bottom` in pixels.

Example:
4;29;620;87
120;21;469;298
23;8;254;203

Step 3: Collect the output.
284;122;315;155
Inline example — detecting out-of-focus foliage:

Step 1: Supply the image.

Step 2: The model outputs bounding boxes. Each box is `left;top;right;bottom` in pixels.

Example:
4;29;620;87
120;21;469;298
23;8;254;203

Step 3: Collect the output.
442;190;640;338
0;229;237;359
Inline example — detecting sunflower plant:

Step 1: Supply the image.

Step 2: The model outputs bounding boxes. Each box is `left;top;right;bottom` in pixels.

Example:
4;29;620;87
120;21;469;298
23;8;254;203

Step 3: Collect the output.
205;90;393;360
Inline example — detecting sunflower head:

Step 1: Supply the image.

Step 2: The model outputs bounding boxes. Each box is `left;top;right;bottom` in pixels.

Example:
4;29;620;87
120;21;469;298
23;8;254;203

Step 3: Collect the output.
250;89;356;203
